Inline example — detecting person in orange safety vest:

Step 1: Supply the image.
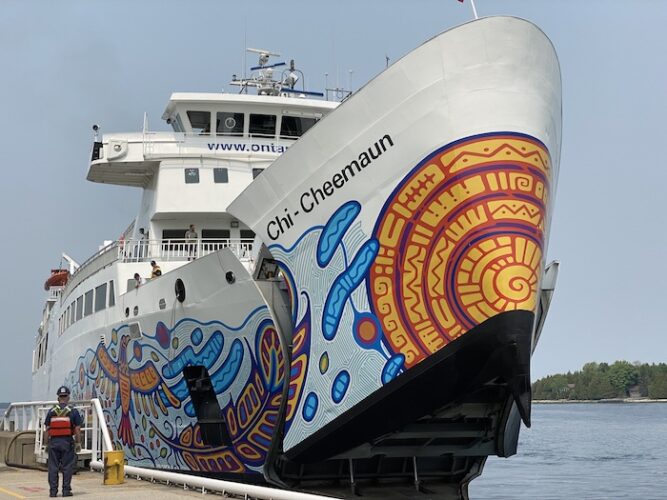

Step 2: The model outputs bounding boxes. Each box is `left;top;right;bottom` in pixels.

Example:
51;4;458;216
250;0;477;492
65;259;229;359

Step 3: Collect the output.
44;386;82;497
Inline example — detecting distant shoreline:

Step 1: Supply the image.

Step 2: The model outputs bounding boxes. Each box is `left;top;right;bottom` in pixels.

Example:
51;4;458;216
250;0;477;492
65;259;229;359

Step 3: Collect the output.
534;398;667;404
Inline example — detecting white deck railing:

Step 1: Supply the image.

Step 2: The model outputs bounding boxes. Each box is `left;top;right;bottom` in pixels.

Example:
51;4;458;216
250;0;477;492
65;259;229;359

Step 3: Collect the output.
2;400;95;464
61;238;254;300
119;238;254;263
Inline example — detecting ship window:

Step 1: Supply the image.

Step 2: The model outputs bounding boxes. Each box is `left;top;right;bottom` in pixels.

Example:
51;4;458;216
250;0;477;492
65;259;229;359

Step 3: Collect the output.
202;229;230;240
187;110;211;135
69;302;76;326
162;229;187;251
84;290;94;317
213;168;228;183
185;168;200;184
240;230;255;244
249;114;276;138
280;116;318;139
95;283;107;312
240;229;255;253
76;296;84;321
108;280;115;307
202;229;230;253
216;112;244;136
252;168;264;179
174;114;185;132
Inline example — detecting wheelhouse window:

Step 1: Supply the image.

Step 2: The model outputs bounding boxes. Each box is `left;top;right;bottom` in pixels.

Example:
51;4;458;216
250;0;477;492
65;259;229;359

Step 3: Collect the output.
187;111;211;134
213;168;229;183
280;116;318;139
249;114;276;138
84;290;94;317
95;283;107;312
170;114;185;133
216;112;244;136
185;168;200;184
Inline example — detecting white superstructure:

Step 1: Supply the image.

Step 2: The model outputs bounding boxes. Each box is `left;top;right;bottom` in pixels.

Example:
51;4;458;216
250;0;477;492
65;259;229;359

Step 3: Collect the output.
33;53;338;400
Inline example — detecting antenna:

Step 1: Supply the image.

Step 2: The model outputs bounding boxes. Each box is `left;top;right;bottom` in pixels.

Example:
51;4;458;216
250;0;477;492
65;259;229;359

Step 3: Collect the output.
231;49;324;98
247;48;281;67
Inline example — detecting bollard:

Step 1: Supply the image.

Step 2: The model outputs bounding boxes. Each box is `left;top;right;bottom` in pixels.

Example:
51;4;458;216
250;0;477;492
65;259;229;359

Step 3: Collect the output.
103;450;125;485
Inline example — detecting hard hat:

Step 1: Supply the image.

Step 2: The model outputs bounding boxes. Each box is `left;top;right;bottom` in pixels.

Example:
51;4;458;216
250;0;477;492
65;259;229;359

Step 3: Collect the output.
56;386;71;397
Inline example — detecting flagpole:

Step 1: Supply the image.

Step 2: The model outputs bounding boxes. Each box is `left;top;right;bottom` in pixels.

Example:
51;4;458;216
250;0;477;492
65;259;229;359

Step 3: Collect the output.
470;0;479;20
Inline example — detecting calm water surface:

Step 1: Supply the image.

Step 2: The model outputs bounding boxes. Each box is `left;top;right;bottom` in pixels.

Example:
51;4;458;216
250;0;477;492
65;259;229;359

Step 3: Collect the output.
469;403;667;499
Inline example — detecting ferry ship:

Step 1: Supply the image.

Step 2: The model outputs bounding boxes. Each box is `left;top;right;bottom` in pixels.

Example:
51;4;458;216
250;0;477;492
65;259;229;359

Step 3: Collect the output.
31;16;561;498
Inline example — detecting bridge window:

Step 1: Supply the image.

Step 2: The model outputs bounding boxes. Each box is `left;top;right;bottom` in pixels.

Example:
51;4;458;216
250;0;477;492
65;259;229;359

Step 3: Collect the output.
249;114;276;138
185;168;200;184
172;114;185;132
187;111;211;134
280;116;318;139
216;112;244;136
213;168;229;183
95;283;107;312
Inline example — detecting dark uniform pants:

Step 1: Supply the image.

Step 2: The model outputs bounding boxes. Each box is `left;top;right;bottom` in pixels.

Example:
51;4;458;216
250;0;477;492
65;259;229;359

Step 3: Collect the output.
48;438;75;494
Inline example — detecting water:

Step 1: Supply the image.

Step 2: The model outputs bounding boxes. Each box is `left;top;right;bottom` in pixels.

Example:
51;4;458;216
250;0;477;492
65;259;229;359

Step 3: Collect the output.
469;403;667;499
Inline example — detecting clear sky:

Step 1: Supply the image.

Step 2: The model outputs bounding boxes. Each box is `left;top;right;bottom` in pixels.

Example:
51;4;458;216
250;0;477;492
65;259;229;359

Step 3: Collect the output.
1;0;665;402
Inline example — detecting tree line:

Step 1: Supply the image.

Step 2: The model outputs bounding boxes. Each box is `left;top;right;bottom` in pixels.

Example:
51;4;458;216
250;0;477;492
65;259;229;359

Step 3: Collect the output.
532;361;667;400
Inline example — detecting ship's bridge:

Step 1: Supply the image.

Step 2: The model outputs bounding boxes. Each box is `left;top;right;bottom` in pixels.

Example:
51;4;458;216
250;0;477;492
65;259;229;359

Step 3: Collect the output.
87;93;338;188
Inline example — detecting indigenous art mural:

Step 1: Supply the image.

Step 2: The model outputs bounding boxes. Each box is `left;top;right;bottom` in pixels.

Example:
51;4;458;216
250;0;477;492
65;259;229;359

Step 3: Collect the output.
64;307;285;474
61;132;551;469
274;132;552;451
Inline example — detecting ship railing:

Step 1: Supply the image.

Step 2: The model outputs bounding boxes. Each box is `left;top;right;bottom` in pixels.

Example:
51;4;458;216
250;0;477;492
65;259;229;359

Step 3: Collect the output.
2;400;97;464
119;238;254;263
66;241;119;296
47;286;64;301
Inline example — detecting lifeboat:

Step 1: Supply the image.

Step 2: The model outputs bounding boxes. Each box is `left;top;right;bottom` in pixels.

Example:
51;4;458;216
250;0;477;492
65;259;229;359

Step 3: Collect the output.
44;269;69;290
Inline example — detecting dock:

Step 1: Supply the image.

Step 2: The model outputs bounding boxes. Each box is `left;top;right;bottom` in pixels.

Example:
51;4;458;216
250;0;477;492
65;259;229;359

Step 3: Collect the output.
0;463;212;499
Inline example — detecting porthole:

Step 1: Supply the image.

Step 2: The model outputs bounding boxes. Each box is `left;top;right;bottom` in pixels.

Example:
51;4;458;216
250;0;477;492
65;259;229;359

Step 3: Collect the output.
226;271;235;284
159;298;166;310
175;279;186;303
125;307;130;318
133;306;139;316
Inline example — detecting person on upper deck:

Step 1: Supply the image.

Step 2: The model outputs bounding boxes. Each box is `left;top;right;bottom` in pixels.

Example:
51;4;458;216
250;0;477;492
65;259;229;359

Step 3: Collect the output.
134;273;146;288
185;224;198;261
150;261;162;278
